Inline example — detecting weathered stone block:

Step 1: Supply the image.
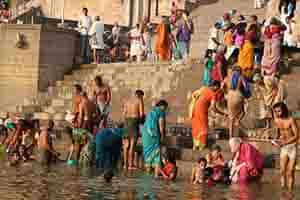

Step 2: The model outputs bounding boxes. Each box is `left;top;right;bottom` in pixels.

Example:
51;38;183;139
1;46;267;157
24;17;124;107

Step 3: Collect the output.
34;112;51;120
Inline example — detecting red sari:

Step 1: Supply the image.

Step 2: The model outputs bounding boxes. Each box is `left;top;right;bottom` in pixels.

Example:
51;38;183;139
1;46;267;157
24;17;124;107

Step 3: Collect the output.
211;53;226;82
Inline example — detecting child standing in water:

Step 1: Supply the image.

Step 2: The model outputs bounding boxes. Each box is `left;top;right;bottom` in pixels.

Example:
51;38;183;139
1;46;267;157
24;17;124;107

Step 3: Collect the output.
202;50;214;86
191;157;208;184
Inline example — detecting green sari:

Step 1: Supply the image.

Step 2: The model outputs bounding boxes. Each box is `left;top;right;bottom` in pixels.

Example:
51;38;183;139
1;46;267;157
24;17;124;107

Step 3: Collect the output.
141;107;166;168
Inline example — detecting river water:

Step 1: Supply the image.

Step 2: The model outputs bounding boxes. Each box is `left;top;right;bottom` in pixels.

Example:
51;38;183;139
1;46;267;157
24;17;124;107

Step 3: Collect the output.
0;162;298;200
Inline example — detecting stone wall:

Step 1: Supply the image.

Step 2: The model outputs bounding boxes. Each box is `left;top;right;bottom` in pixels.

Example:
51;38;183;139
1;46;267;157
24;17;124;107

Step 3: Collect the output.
0;24;78;111
38;28;78;90
0;24;41;110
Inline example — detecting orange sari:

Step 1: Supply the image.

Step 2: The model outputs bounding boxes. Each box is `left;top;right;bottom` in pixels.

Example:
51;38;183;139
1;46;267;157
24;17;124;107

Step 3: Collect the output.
191;87;218;150
155;23;170;60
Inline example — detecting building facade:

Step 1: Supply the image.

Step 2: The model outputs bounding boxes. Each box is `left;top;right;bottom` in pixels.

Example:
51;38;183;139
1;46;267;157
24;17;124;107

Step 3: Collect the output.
10;0;186;26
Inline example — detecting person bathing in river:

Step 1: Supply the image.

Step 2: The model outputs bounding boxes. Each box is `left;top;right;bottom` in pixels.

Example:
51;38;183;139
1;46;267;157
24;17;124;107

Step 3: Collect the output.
122;90;145;170
191;157;208;184
141;100;168;177
206;144;225;168
205;144;231;183
37;120;60;166
156;151;177;181
8;145;32;166
65;127;94;166
272;102;299;191
95;123;125;170
229;137;264;184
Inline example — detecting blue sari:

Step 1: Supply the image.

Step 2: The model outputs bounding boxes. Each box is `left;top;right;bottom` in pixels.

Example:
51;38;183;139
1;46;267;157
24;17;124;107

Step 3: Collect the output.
141;107;166;168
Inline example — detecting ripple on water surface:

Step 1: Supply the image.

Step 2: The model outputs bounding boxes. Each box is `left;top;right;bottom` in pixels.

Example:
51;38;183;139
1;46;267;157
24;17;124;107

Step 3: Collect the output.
0;163;298;200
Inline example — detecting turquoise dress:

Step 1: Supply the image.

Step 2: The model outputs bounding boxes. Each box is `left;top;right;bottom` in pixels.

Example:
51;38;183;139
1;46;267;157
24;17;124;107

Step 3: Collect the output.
141;107;166;168
202;58;214;86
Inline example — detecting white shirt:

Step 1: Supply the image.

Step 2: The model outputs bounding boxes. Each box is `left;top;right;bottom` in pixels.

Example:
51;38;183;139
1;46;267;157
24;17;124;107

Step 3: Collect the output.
208;27;220;50
78;15;92;35
112;26;121;44
89;21;105;49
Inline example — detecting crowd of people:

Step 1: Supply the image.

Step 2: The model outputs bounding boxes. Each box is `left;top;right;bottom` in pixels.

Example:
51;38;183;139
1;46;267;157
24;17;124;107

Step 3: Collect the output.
189;1;300;191
0;0;299;194
77;2;194;64
0;0;10;23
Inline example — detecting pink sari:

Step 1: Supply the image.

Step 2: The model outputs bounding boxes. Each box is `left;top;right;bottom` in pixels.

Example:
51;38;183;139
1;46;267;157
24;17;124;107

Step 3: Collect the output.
261;31;282;75
236;143;264;183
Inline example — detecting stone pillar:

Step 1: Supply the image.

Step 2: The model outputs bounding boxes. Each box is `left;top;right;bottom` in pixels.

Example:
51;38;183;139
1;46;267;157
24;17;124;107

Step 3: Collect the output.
121;0;132;26
142;0;150;19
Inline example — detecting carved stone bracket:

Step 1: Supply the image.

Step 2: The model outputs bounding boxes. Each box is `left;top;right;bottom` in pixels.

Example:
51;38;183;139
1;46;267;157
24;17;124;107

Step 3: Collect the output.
15;33;28;49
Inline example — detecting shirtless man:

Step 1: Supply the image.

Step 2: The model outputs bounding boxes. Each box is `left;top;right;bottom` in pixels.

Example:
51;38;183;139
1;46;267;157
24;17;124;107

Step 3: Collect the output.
73;84;82;127
37;120;59;166
94;76;111;129
73;84;82;114
273;102;299;191
78;92;96;132
8;119;26;151
122;90;145;169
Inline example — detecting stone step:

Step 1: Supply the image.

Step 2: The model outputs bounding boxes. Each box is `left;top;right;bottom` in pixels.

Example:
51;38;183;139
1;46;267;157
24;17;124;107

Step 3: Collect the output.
51;98;71;107
42;104;72;114
33;112;52;120
18;105;42;113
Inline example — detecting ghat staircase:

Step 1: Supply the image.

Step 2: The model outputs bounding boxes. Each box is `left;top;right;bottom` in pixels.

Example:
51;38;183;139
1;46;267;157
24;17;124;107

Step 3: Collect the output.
2;0;300;178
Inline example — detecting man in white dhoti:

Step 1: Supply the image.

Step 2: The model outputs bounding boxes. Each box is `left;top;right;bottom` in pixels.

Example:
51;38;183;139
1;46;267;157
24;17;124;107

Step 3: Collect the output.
129;24;143;62
89;16;105;64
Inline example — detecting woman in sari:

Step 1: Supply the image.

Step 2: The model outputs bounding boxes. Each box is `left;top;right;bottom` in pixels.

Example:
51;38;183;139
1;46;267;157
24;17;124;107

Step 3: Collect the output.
261;18;285;75
141;100;168;177
229;137;264;184
211;47;227;82
254;75;287;128
155;17;171;60
95;124;124;170
237;33;255;79
189;81;226;150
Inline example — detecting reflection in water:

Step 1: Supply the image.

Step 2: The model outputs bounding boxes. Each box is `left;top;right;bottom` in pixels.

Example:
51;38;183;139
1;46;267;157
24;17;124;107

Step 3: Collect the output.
0;162;298;200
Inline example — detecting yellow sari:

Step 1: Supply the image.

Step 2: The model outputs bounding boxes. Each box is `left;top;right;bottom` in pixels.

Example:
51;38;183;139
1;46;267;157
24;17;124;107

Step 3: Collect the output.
237;40;254;79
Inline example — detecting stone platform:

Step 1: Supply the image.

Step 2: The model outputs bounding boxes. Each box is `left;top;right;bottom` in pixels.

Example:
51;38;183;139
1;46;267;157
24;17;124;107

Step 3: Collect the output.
0;24;79;111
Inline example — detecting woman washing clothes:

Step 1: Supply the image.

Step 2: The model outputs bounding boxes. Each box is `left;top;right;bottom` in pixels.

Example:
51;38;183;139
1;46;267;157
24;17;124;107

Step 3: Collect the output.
189;81;226;150
141;100;168;177
229;137;264;184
